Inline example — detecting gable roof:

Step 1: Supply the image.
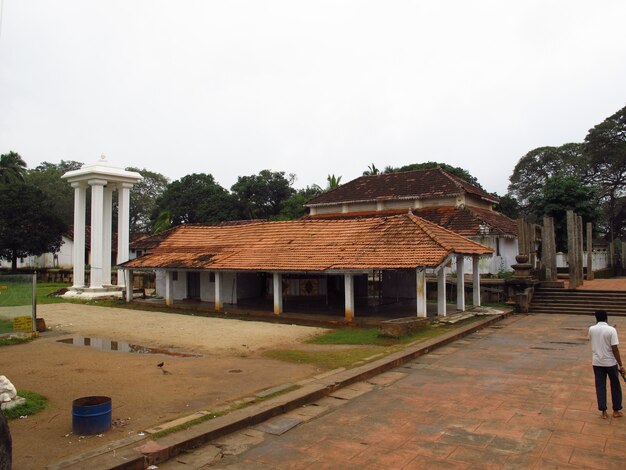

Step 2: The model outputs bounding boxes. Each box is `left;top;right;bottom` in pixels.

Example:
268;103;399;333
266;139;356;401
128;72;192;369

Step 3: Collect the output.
121;214;492;272
305;168;499;207
304;206;517;238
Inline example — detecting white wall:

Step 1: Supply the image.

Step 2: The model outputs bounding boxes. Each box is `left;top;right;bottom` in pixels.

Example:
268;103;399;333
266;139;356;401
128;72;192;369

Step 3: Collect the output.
0;235;74;269
450;236;518;275
556;250;610;271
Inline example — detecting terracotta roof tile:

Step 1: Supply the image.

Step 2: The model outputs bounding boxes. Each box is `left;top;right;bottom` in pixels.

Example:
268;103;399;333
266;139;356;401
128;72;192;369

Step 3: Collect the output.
122;214;492;272
305;206;517;237
305;168;498;207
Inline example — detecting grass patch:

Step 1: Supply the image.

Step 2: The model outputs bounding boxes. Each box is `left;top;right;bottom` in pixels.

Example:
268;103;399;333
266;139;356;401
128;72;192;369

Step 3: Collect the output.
308;323;455;346
0;281;74;307
2;390;48;420
150;410;225;439
0;336;33;347
262;347;390;370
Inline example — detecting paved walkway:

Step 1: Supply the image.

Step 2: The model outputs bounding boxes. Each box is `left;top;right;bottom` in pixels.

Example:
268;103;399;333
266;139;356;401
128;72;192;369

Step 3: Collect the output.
580;277;626;291
166;314;626;469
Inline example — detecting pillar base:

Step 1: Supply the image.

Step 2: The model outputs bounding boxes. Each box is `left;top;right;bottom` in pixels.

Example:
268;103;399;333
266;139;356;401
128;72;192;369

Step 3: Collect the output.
63;286;123;299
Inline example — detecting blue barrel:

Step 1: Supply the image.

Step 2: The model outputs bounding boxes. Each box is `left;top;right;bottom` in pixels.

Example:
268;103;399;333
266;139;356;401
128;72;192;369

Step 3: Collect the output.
72;396;112;435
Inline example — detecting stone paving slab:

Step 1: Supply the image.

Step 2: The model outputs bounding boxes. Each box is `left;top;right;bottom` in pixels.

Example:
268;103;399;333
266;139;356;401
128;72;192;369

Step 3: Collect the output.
201;314;626;469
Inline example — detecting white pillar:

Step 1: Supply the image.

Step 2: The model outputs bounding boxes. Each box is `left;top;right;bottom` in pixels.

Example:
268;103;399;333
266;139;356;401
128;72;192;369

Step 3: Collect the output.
472;255;481;307
125;269;133;302
102;184;113;285
344;273;354;322
89;179;107;289
117;183;133;286
456;255;465;311
273;272;283;315
215;271;222;312
416;268;427;318
437;266;447;317
71;183;86;288
165;271;174;306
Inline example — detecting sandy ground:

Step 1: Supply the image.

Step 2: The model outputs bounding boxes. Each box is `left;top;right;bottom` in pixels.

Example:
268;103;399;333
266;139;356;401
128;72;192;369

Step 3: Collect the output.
1;303;329;469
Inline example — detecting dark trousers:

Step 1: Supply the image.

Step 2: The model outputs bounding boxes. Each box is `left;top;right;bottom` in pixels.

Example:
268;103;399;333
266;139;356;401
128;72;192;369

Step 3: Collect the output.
593;365;623;411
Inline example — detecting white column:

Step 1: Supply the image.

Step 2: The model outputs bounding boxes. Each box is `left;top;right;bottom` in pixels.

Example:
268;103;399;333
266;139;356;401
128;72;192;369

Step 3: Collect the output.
125;270;133;302
456;255;465;311
117;183;133;286
165;270;174;306
344;273;354;322
273;272;283;315
416;268;427;318
472;255;481;307
102;184;113;285
437;266;447;317
215;271;222;311
71;183;86;288
89;179;107;289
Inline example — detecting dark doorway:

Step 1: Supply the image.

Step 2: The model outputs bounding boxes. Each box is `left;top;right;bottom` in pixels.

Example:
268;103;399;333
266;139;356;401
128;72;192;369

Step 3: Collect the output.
187;272;201;299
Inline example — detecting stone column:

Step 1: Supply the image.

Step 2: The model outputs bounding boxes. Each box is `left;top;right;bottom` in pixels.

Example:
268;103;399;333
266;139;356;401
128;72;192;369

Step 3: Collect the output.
472;255;481;307
567;210;578;289
542;216;557;282
71;183;87;288
89;179;107;289
273;272;283;315
456;255;465;311
344;273;354;322
117;183;133;286
586;222;594;281
437;266;447;317
214;271;222;312
416;268;427;318
102;185;113;285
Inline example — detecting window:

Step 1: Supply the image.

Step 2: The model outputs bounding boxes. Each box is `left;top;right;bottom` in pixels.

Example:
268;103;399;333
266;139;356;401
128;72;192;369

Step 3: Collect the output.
172;271;178;281
496;238;501;256
210;272;215;283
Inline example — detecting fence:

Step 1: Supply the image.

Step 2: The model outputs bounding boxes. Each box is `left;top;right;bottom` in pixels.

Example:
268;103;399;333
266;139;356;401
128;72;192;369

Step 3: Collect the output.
556;250;610;271
0;274;37;335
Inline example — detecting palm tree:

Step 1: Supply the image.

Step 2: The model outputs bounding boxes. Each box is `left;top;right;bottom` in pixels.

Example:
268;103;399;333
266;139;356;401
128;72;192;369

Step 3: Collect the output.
0;151;27;184
326;174;342;190
363;163;379;176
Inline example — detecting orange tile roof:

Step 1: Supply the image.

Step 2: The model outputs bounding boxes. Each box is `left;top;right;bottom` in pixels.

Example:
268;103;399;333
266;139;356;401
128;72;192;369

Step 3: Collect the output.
306;168;499;207
122;214;492;272
304;206;518;237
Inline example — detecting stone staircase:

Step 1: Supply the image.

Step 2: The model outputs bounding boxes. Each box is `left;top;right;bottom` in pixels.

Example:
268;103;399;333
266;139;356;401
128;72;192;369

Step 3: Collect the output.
529;287;626;316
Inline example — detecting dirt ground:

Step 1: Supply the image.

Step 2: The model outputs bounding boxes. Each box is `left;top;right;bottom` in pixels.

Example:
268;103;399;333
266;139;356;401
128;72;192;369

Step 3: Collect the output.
1;303;329;469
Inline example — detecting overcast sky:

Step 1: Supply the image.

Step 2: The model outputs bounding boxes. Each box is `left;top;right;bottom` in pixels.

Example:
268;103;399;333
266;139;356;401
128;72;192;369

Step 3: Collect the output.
1;1;625;196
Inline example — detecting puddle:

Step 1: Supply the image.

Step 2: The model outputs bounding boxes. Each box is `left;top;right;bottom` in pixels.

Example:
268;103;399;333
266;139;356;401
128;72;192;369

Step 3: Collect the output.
57;336;201;357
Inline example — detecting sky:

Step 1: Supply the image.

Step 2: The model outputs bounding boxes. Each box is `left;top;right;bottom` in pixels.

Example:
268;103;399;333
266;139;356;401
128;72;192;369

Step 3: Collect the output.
1;1;625;196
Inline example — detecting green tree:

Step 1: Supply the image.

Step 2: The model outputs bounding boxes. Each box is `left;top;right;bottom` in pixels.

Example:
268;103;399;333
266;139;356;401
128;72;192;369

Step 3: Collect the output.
0;183;67;270
275;185;323;220
584;104;626;241
494;193;520;220
362;163;380;176
126;167;169;233
25;160;83;226
383;162;482;188
153;173;238;226
508;144;588;211
0;151;28;184
231;170;296;219
326;174;342;190
529;176;599;251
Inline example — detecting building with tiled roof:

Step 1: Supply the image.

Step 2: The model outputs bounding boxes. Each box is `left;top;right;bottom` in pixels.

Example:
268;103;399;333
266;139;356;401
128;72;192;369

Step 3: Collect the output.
121;214;493;321
304;168;518;275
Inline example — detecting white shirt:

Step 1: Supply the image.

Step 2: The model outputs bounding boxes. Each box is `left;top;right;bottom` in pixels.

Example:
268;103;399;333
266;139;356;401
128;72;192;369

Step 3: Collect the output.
588;322;619;367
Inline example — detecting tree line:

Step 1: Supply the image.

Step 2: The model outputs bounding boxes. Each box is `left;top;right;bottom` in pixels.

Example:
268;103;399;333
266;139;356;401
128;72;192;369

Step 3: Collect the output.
1;103;623;267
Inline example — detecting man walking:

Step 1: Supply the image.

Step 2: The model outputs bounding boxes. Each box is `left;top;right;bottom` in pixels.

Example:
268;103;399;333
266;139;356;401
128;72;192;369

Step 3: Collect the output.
588;310;625;418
